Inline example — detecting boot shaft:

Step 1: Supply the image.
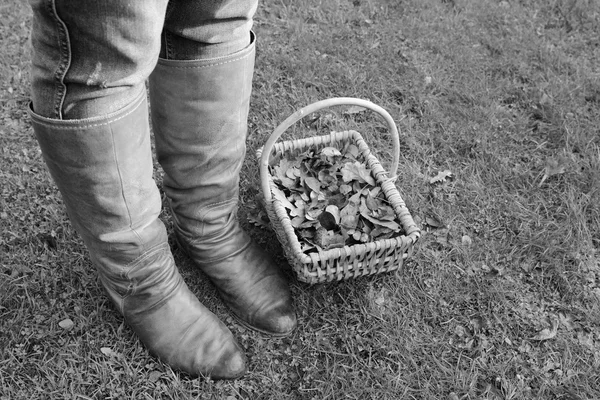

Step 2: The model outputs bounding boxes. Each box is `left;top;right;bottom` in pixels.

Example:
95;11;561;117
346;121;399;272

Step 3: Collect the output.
29;90;176;312
149;34;255;243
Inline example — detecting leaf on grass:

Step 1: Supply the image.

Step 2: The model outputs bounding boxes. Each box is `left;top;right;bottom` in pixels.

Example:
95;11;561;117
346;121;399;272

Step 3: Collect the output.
247;209;270;229
531;315;559;341
425;215;445;228
100;347;114;356
558;312;576;331
374;290;385;306
545;156;568;176
461;235;472;246
430;169;453;184
344;105;367;115
447;392;460;400
59;318;74;330
539;155;569;187
148;371;163;383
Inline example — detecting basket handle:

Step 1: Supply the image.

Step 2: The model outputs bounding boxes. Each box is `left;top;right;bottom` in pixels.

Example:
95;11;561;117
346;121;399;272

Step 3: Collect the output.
260;97;400;202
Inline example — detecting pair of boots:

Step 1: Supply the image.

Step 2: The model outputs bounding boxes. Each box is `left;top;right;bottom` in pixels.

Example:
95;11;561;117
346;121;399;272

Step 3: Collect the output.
29;38;295;379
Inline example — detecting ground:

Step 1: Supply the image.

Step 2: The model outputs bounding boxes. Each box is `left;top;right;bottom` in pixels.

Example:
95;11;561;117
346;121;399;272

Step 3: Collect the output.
1;0;599;399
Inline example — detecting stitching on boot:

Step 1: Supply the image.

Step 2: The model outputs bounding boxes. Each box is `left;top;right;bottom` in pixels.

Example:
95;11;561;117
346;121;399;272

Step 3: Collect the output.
122;242;172;291
122;241;170;269
196;198;239;222
157;50;253;70
95;242;171;315
169;198;238;238
119;242;186;316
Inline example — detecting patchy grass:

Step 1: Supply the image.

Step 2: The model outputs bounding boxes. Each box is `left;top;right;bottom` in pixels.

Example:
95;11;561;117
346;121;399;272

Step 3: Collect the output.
1;0;599;399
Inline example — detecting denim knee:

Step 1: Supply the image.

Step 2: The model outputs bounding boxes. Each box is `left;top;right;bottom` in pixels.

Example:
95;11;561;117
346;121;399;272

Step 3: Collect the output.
29;0;168;119
160;0;258;60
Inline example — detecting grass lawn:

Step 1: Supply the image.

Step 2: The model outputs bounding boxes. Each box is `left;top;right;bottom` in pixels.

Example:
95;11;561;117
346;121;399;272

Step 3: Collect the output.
1;0;599;399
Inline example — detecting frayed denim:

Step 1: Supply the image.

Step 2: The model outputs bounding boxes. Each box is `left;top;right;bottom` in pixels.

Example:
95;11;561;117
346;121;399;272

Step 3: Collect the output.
29;0;257;120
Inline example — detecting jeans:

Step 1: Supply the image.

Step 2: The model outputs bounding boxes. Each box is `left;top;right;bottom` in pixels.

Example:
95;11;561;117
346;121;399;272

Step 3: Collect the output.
29;0;258;120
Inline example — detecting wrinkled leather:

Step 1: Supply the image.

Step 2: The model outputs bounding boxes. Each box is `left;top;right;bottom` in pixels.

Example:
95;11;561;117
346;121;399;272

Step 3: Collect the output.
29;90;246;379
149;33;297;336
175;219;296;336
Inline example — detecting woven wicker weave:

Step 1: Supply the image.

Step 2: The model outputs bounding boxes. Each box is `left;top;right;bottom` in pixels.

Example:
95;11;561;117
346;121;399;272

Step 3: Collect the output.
258;98;420;284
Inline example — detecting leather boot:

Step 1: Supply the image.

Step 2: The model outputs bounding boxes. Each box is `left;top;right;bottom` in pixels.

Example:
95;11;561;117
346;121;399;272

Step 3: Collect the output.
149;33;297;336
29;90;246;379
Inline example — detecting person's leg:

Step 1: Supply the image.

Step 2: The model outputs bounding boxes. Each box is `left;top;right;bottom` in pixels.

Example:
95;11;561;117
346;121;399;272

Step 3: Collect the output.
28;0;245;379
29;0;164;119
149;0;297;336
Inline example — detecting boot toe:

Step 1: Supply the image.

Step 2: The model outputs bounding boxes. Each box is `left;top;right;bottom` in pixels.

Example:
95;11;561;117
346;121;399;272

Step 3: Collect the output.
270;308;297;336
202;346;247;380
253;303;297;336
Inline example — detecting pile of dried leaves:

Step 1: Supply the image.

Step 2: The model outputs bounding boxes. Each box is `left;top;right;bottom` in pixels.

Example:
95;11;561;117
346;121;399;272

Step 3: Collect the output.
269;137;405;254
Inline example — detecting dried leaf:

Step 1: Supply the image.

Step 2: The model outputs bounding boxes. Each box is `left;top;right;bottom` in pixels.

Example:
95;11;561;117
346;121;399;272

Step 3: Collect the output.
447;392;460;400
461;235;472;246
59;318;74;330
341;161;376;186
321;147;342;158
545;156;568;176
344;143;360;159
304;176;323;194
339;184;353;195
340;201;360;230
148;371;163;383
318;210;338;231
100;347;114;356
430;169;453;184
315;229;345;249
425;215;445;228
325;205;340;223
360;207;401;230
531;315;559;341
247;209;270;229
365;191;380;211
269;143;405;255
271;186;295;211
374;292;385;306
344;105;367;115
539;155;569;187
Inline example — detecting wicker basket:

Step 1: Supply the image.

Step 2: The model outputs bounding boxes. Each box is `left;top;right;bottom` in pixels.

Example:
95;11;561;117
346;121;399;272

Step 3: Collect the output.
258;98;420;284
